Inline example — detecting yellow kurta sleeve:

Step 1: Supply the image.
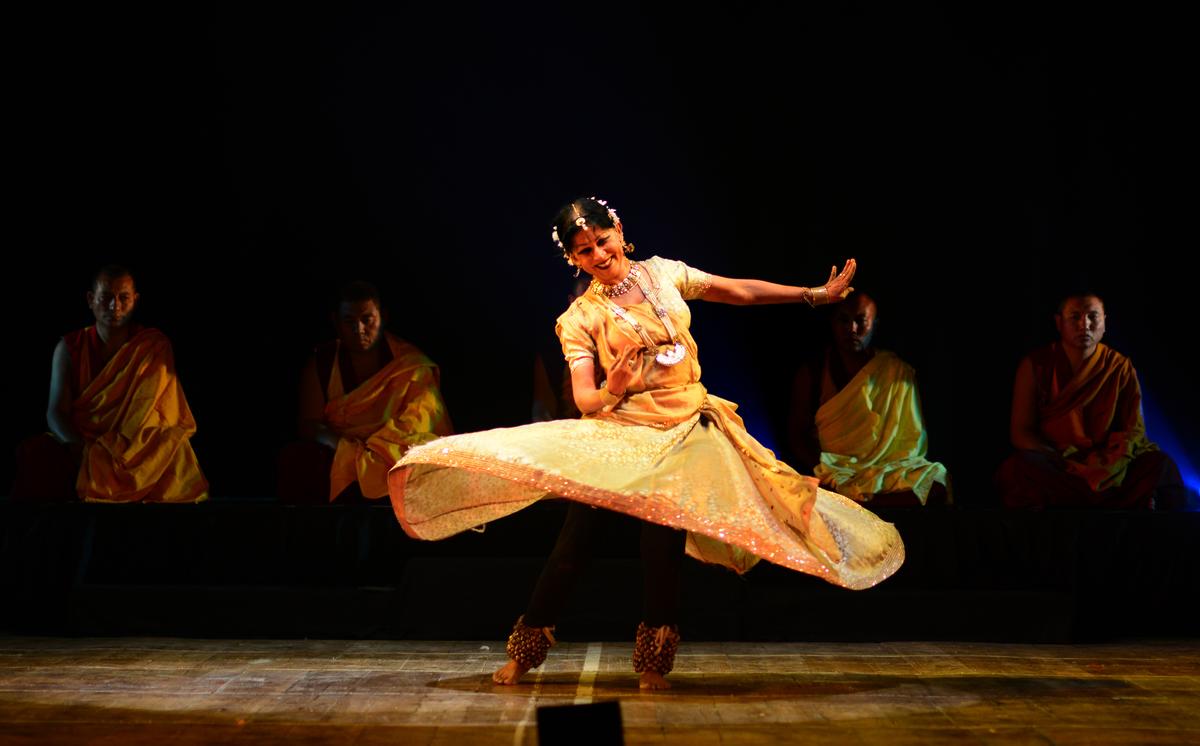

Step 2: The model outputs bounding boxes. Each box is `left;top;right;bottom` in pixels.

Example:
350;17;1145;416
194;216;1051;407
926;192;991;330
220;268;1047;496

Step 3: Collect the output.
555;303;598;371
649;256;713;301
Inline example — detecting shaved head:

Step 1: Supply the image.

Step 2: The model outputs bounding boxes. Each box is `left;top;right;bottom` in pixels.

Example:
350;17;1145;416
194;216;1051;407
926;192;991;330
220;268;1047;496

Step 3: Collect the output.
92;264;134;291
831;292;878;354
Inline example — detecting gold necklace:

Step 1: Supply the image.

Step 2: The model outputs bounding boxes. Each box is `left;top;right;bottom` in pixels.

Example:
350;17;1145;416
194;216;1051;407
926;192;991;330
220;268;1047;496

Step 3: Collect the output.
590;262;641;298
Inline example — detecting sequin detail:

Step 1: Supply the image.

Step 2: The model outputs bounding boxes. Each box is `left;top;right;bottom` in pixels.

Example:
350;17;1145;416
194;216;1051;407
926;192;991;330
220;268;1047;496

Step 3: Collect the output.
391;398;904;590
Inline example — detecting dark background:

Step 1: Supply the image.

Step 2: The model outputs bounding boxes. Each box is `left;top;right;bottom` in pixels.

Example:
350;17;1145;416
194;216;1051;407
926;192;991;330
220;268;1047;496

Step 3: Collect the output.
6;3;1196;506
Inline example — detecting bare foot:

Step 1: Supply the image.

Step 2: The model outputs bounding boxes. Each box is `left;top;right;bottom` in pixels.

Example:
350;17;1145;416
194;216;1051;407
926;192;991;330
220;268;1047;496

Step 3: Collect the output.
493;659;531;685
639;671;671;690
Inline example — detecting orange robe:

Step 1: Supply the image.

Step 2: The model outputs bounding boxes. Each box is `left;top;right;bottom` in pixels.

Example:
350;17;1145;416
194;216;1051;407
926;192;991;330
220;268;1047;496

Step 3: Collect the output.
324;333;453;501
1030;342;1156;492
813;351;949;504
65;326;208;503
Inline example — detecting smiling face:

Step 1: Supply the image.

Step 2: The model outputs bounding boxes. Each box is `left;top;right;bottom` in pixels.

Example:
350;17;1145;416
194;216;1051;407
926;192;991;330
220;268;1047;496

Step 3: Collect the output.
569;223;631;285
1055;295;1106;356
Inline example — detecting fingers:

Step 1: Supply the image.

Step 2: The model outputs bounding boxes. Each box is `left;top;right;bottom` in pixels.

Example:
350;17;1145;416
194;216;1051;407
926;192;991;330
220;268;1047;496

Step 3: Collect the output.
826;265;837;284
606;345;642;397
632;346;647;369
622;344;640;367
830;259;857;299
611;344;639;374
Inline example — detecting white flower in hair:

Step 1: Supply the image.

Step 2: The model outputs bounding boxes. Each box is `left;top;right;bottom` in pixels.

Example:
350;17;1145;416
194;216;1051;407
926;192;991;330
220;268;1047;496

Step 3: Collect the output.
551;227;562;248
575;216;588;228
590;195;619;223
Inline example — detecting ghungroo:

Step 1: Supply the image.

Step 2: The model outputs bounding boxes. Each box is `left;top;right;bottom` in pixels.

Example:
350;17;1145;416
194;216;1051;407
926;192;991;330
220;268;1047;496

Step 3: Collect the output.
504;615;556;669
632;622;680;675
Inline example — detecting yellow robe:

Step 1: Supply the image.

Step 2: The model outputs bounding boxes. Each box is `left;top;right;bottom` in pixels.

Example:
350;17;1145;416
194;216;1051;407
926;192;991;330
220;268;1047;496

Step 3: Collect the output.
389;257;903;590
68;326;208;503
813;351;949;504
325;333;453;500
1032;342;1156;492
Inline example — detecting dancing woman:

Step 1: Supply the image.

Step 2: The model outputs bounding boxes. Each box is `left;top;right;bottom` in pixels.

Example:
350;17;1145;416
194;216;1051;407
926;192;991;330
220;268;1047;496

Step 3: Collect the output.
389;197;904;689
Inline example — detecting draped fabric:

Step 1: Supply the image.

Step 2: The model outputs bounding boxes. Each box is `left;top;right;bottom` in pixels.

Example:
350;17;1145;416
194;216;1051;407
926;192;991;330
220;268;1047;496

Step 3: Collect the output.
1028;342;1156;492
65;326;208;503
324;332;453;500
813;350;948;504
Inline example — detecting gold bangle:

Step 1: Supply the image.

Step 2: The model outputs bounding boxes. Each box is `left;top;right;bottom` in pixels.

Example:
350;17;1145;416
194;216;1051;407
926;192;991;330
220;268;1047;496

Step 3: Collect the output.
811;286;829;306
599;387;622;407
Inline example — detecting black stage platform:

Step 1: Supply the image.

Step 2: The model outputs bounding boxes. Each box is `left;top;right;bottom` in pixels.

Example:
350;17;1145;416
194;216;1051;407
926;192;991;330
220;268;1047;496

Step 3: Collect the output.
2;500;1196;643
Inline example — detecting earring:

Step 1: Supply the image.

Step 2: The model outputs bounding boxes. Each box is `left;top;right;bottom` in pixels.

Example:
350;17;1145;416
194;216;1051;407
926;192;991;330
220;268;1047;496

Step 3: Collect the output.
574;266;581;278
623;242;635;255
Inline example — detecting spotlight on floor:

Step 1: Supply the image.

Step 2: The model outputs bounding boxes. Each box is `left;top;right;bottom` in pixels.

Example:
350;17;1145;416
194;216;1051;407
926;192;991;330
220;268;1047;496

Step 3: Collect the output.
537;699;624;745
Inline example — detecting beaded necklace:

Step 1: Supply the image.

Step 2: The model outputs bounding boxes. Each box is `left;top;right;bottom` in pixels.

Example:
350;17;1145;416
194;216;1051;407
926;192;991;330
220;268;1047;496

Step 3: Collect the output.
589;262;641;298
595;263;687;366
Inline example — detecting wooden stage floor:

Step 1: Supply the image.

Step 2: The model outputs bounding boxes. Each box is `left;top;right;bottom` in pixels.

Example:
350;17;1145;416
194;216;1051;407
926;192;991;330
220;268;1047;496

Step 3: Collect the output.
1;637;1197;744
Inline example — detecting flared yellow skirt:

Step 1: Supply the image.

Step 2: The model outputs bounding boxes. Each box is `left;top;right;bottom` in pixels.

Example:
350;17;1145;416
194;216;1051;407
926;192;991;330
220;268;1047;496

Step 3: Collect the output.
389;395;903;590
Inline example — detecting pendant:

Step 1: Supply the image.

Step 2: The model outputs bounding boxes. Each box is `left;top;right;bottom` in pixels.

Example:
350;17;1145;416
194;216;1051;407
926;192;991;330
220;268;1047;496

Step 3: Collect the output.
655;343;686;366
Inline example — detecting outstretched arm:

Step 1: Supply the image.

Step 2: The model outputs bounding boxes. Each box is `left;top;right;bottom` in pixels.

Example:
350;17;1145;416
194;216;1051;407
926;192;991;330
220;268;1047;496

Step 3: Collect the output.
701;259;856;306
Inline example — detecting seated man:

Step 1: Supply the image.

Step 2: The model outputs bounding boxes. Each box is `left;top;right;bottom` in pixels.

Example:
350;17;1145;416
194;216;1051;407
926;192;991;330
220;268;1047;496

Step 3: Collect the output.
278;281;453;503
12;265;209;502
997;292;1185;510
788;292;949;507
